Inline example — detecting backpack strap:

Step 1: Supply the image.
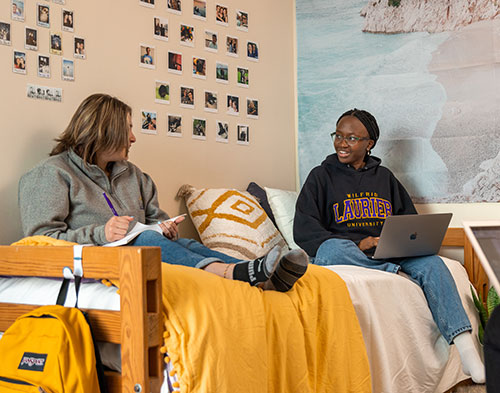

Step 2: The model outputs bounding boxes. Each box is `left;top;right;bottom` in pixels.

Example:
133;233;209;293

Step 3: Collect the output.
81;310;109;393
56;245;86;307
56;245;109;393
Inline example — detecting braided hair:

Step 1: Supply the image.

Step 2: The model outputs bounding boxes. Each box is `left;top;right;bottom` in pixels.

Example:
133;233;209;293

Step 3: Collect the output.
336;108;380;150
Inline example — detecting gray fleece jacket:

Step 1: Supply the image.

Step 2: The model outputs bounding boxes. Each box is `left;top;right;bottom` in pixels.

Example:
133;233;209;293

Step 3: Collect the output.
18;149;169;245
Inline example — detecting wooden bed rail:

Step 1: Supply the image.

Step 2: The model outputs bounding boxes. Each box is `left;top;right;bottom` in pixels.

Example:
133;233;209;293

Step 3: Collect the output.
0;245;164;393
442;227;489;302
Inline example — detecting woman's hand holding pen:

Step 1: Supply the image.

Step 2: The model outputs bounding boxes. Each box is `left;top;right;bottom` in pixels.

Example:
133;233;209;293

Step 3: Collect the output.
105;216;134;242
159;215;186;240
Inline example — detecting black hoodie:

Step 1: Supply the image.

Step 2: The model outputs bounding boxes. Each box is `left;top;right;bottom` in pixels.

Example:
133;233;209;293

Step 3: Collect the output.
293;153;416;257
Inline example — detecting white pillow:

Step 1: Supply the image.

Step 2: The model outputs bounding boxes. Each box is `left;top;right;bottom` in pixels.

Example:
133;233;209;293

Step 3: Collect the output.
264;187;300;250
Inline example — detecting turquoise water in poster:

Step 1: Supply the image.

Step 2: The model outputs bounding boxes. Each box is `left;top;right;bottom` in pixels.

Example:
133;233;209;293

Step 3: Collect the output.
296;0;452;201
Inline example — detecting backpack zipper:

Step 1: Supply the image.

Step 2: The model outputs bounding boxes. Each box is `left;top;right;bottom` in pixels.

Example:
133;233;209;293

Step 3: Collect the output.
0;375;49;392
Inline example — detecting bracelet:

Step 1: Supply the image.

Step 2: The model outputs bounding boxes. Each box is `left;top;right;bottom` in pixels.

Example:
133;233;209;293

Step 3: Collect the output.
223;264;231;279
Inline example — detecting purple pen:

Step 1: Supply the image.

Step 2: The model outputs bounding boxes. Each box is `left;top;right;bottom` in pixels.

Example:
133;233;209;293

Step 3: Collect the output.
102;192;118;216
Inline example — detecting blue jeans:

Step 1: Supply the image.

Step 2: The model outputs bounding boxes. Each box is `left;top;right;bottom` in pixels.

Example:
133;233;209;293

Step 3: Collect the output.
313;238;472;344
130;230;241;268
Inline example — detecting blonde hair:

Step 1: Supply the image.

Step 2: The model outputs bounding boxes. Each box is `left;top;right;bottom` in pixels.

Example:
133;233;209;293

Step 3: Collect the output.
50;93;132;164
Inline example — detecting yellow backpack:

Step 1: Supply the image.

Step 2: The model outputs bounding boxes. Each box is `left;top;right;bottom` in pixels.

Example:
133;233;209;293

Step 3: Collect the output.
0;305;106;393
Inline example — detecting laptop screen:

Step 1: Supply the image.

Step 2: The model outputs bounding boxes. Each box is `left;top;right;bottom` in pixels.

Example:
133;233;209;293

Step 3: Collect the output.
470;226;500;285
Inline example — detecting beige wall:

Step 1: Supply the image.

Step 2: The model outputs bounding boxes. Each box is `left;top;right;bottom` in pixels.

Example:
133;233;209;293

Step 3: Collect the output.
0;0;297;243
0;1;495;246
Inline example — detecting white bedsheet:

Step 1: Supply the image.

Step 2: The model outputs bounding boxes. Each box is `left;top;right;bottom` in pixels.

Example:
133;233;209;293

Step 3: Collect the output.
0;277;121;371
0;257;479;393
0;277;120;310
325;257;480;393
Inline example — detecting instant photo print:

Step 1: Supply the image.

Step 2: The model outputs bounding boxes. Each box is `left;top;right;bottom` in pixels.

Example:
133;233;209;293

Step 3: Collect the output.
180;86;195;108
168;114;182;137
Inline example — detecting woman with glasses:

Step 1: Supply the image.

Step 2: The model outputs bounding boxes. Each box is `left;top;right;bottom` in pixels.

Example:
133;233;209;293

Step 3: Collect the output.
293;108;485;383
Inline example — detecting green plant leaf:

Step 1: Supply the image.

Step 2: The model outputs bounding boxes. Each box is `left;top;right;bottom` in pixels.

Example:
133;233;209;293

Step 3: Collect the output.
487;287;500;317
471;285;488;327
478;322;484;345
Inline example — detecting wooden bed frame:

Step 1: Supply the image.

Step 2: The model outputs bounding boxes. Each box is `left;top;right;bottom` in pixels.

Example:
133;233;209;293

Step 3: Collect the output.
0;245;164;393
0;228;489;393
442;227;489;302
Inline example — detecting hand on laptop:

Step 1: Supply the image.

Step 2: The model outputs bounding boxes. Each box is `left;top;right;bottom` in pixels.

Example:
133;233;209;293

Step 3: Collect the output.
358;236;379;251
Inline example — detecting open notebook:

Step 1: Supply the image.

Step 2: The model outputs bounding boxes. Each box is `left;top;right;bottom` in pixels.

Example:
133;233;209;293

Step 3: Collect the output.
103;214;186;247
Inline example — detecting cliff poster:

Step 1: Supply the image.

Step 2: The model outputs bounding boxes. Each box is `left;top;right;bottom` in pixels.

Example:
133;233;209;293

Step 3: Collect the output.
296;0;500;203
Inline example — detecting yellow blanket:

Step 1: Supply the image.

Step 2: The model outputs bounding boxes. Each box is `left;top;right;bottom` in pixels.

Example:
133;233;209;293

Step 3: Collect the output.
13;236;371;393
162;263;371;393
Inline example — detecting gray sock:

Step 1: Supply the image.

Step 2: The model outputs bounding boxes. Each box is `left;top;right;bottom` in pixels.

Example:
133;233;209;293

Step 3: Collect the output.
269;249;309;292
232;245;281;286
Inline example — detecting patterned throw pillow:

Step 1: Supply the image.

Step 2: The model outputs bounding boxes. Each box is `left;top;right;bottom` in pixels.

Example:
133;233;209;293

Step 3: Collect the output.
177;185;286;260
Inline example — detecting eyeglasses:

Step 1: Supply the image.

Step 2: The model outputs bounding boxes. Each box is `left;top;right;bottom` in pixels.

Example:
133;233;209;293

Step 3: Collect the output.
330;132;370;146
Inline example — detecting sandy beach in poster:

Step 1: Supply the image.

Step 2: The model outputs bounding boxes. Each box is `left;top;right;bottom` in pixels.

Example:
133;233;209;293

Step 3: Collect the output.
427;18;500;202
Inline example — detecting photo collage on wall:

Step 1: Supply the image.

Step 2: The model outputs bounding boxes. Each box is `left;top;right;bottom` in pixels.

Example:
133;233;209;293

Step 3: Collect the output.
138;0;259;145
2;0;88;102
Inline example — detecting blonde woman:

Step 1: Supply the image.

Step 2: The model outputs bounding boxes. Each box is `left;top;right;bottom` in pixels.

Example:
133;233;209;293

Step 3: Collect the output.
19;93;307;291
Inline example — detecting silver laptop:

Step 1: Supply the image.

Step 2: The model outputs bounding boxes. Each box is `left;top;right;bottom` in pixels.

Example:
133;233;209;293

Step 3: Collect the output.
463;221;500;294
372;213;452;259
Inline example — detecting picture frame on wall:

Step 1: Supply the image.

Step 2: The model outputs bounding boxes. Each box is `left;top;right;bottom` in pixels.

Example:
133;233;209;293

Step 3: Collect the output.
237;67;249;88
154;16;168;41
180;24;194;47
227;94;239;116
204;30;218;52
74;37;85;59
38;54;50;78
236;10;248;32
216;120;229;143
226;36;238;57
215;4;228;26
13;50;26;74
192;56;206;79
139;44;155;69
237;124;249;145
25;27;38;51
62;58;74;81
215;62;228;84
141;110;157;134
27;84;62;102
168;114;183;137
62;9;74;32
139;0;155;9
37;3;50;28
192;117;206;140
155;81;170;104
50;32;62;55
193;0;206;20
180;86;195;108
247;41;259;62
11;0;25;22
204;90;217;112
167;0;181;15
168;51;182;74
246;98;259;119
0;22;11;46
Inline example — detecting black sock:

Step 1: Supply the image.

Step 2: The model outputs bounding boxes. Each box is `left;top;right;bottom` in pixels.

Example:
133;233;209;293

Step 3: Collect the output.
232;246;281;286
270;249;308;292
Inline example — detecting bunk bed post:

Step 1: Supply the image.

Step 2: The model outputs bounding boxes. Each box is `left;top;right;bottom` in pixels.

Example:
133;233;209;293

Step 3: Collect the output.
118;247;163;393
443;228;489;303
463;235;489;304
